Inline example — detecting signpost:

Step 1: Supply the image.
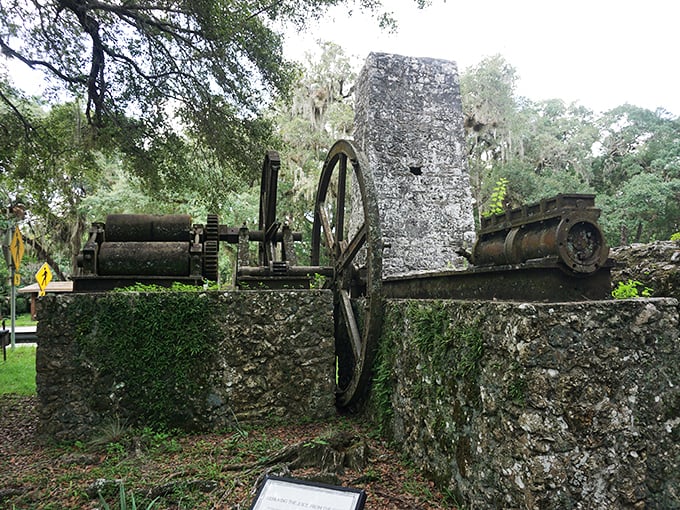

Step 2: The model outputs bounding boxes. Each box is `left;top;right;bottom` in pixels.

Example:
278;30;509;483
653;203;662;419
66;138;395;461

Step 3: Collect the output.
9;226;24;271
7;227;24;349
36;262;53;296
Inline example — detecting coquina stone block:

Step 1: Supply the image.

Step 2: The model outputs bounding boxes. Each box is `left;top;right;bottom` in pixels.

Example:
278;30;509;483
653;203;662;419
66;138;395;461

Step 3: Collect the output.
35;290;335;441
354;52;476;277
377;298;679;509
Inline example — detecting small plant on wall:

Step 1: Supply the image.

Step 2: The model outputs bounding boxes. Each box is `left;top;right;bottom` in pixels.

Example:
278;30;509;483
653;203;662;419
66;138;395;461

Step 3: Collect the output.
612;279;653;299
482;177;509;218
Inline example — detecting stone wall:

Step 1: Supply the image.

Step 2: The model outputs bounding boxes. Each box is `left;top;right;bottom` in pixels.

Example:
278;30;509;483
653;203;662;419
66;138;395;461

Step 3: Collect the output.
375;298;679;509
354;53;476;276
36;290;335;442
611;241;680;300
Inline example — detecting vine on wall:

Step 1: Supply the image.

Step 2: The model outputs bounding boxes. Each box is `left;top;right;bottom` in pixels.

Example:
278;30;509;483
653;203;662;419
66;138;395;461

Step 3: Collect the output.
72;292;219;431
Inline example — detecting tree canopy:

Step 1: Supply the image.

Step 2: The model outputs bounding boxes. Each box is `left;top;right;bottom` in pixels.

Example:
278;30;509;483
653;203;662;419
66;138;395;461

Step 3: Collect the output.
460;55;679;244
0;2;428;278
0;0;416;187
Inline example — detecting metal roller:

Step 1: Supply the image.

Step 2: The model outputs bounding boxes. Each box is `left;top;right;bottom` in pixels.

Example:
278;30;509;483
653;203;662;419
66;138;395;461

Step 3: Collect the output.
73;214;215;289
105;214;192;242
98;242;191;276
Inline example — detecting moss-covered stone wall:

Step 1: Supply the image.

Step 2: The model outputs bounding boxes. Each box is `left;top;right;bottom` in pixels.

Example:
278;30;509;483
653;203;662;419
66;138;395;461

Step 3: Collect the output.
372;298;679;509
36;290;335;441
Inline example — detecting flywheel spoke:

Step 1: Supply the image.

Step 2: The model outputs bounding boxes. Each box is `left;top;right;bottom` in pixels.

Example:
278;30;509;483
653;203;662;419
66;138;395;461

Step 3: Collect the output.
336;223;367;275
318;206;335;252
339;289;363;361
335;153;348;247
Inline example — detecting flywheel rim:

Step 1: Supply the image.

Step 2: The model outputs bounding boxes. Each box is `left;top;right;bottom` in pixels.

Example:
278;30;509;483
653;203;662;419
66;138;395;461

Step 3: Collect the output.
311;139;383;409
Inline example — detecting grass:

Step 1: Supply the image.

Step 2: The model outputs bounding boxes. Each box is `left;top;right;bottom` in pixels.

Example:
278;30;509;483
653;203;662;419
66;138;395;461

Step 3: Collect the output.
9;313;38;327
0;344;36;395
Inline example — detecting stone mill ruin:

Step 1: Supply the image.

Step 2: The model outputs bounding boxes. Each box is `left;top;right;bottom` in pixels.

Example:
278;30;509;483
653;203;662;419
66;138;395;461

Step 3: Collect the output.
36;53;679;508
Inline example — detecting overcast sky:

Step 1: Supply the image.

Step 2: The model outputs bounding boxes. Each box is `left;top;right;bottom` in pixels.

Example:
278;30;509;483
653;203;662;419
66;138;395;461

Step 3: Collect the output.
283;0;679;116
4;1;677;117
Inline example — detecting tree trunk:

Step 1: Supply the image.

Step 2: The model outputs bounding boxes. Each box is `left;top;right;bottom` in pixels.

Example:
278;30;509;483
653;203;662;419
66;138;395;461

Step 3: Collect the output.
634;221;643;243
620;224;628;245
24;237;67;280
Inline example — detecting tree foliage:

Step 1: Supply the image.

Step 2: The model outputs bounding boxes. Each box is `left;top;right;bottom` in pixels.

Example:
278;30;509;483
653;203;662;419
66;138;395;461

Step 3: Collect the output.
251;42;357;264
272;41;356;204
0;87;101;276
0;0;419;189
1;0;290;186
460;55;680;244
0;1;428;275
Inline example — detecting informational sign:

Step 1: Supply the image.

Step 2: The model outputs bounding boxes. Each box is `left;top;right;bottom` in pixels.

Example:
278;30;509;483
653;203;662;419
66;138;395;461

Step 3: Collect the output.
250;476;366;510
9;226;24;271
35;262;53;297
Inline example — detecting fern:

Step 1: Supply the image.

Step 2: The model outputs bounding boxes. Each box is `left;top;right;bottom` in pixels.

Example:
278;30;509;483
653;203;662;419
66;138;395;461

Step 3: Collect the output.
482;177;508;218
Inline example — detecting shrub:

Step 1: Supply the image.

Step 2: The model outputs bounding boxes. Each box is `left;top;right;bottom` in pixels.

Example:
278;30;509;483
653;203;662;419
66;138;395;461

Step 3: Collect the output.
482;177;508;218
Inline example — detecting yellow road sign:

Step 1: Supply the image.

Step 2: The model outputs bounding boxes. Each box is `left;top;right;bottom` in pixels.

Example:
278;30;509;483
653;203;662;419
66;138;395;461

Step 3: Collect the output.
35;262;52;297
9;227;24;271
14;273;20;286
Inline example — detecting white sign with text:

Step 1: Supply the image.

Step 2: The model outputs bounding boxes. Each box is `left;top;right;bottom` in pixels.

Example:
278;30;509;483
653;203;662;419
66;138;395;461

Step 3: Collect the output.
250;476;366;510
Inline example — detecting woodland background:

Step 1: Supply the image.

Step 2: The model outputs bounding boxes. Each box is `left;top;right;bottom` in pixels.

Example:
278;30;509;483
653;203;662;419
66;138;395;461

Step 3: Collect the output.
1;1;678;301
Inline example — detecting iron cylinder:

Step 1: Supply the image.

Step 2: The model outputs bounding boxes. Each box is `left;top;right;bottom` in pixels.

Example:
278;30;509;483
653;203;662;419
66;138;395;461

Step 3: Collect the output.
105;214;192;242
97;242;191;276
472;212;608;274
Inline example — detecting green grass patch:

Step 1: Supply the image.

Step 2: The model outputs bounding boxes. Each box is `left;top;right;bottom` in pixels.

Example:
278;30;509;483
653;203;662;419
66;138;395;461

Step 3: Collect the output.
14;313;38;327
0;345;36;395
2;313;37;327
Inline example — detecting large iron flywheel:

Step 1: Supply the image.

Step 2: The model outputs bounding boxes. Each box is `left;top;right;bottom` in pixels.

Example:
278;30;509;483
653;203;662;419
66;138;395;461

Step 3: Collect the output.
311;140;383;409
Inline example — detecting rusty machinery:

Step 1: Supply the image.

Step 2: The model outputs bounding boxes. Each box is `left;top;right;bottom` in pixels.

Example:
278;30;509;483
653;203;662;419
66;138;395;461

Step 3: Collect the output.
309;140;611;407
73;140;612;408
73;151;321;292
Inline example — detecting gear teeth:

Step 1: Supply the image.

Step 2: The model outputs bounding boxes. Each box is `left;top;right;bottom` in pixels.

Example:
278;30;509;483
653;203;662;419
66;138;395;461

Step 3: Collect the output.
203;214;220;282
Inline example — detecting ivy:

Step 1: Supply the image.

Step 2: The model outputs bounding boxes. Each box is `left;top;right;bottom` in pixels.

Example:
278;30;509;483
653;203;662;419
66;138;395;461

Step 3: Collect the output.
371;301;485;440
406;302;484;380
371;305;399;435
75;293;219;431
